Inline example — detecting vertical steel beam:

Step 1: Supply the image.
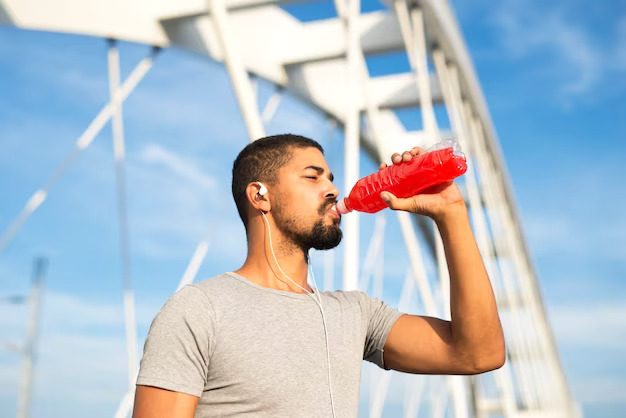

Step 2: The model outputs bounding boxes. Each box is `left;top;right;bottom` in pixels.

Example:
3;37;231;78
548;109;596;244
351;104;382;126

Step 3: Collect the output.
209;0;265;141
469;111;545;411
341;0;362;291
176;240;210;291
16;258;46;418
359;214;386;291
461;101;518;418
432;48;534;417
370;268;415;418
107;39;138;392
473;113;575;415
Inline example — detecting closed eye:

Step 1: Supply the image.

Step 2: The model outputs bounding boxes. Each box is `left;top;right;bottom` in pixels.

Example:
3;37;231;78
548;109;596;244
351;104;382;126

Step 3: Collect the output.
305;176;318;180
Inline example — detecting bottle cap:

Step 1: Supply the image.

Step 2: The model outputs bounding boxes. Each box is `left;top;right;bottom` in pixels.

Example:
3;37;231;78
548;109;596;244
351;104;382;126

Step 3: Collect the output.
336;199;351;214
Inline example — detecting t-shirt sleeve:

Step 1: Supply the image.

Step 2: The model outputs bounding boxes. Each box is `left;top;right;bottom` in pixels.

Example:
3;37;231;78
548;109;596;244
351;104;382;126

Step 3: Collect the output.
358;291;403;370
136;285;216;397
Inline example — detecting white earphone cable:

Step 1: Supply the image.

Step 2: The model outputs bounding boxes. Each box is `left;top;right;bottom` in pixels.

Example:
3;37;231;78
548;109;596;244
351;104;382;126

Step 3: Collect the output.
260;211;337;418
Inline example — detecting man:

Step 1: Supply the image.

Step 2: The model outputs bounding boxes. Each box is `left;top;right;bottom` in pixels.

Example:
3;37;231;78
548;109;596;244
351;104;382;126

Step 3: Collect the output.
133;134;504;417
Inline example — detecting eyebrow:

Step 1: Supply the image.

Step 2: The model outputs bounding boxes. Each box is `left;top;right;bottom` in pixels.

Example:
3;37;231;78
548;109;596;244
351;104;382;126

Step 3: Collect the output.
304;165;334;182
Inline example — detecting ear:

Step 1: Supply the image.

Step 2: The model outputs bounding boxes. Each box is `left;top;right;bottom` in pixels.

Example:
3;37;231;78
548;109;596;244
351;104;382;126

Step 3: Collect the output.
245;182;271;213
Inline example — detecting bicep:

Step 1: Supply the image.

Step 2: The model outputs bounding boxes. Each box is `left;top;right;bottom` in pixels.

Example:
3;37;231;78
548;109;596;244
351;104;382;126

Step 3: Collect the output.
133;385;199;418
383;314;473;375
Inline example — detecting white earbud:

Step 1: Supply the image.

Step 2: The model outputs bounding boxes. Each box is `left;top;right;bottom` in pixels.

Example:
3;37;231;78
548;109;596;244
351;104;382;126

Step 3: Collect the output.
257;182;268;197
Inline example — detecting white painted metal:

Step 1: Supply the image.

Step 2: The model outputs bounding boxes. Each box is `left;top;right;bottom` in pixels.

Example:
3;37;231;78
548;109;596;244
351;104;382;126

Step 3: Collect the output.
444;60;542;414
208;0;265;140
16;258;46;418
113;389;134;418
359;214;386;292
108;40;139;393
176;240;210;291
403;374;425;418
341;0;361;291
370;268;415;418
323;248;335;291
462;103;520;418
261;88;283;125
433;50;523;418
401;4;473;417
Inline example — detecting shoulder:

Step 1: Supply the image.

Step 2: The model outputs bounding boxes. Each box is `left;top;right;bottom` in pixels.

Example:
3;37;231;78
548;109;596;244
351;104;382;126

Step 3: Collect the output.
191;272;239;297
156;273;236;318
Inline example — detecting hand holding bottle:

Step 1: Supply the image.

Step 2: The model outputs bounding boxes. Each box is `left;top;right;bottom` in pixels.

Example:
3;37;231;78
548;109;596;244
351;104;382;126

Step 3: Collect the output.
378;145;466;222
336;140;467;221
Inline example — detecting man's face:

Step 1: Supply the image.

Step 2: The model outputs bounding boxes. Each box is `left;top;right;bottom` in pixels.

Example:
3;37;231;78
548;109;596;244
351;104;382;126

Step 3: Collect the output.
270;147;342;251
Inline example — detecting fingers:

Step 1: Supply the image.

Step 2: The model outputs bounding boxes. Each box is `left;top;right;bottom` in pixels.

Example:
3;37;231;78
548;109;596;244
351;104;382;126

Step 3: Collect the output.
390;146;425;165
410;146;422;155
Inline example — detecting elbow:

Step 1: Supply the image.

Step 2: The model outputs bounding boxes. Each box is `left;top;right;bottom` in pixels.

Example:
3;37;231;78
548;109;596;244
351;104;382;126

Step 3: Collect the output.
472;350;505;374
465;340;506;374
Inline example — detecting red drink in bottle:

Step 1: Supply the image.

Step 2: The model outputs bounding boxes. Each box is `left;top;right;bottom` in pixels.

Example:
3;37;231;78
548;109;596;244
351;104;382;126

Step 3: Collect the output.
336;141;467;214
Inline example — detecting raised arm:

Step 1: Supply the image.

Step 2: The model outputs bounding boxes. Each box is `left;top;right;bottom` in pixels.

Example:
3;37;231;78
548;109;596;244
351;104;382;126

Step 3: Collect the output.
132;385;199;418
378;147;505;375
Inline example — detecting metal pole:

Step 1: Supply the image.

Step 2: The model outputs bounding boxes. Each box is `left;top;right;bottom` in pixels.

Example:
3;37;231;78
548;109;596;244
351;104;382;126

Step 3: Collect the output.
176;240;210;291
107;39;139;392
341;0;361;291
402;6;472;417
465;93;545;412
370;268;415;418
261;88;283;125
433;48;531;416
16;257;47;418
209;0;265;141
359;214;386;291
461;101;518;417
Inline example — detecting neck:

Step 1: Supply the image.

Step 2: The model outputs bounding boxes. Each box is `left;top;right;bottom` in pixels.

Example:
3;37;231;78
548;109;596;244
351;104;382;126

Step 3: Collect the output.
235;216;312;294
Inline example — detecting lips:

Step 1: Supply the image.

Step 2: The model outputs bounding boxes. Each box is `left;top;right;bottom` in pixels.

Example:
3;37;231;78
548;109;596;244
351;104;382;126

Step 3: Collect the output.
327;204;341;220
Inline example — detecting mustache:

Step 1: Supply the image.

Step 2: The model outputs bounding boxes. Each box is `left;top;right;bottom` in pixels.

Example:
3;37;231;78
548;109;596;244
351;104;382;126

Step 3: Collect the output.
318;198;338;215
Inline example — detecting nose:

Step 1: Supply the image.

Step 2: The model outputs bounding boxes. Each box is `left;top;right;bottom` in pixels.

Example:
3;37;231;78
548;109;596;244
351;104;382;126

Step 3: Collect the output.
324;180;340;201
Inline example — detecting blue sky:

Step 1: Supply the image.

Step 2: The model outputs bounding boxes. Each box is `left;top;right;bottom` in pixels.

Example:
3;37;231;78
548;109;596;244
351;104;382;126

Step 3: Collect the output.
1;0;625;417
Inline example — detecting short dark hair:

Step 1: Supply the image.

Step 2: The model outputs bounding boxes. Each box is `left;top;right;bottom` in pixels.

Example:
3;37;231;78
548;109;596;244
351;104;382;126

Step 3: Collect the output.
231;133;324;228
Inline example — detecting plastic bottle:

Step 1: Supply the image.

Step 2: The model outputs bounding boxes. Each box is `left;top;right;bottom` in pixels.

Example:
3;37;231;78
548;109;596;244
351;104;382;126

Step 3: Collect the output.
336;140;467;214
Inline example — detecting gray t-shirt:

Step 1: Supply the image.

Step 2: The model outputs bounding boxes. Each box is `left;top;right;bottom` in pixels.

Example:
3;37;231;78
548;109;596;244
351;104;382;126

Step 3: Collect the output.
137;272;403;417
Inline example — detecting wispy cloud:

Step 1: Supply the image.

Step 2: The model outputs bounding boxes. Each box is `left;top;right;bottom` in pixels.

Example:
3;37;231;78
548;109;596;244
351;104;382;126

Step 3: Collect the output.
523;212;626;262
550;303;626;351
139;144;216;190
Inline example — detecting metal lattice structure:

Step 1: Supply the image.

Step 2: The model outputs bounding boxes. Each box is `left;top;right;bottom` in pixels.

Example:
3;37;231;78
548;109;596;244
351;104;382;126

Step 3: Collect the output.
0;0;579;417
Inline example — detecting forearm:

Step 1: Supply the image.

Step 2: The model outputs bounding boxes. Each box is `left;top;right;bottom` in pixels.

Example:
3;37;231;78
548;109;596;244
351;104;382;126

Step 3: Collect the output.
435;203;505;371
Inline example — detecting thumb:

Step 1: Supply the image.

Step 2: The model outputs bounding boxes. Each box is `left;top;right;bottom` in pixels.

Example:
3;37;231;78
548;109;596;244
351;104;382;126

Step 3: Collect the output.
380;191;418;213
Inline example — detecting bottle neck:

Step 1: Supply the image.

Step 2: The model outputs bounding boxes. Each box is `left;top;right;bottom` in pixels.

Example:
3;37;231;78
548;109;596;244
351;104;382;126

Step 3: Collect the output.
336;197;352;214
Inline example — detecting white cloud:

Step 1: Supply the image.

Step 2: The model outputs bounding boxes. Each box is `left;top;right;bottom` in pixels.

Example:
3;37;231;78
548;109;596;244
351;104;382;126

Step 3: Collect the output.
124;142;246;263
571;376;626;404
523;205;626;263
549;303;626;351
139;143;216;190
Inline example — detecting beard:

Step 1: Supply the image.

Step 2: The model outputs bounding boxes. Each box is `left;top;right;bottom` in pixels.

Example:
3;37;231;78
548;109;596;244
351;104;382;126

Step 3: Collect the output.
300;218;343;250
272;198;343;251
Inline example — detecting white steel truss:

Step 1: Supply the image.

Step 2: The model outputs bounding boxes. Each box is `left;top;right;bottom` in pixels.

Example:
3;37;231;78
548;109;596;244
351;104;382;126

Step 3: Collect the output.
0;0;578;417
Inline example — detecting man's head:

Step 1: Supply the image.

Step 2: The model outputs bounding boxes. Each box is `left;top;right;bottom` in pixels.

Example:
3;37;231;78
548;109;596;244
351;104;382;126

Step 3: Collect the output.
231;134;342;251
